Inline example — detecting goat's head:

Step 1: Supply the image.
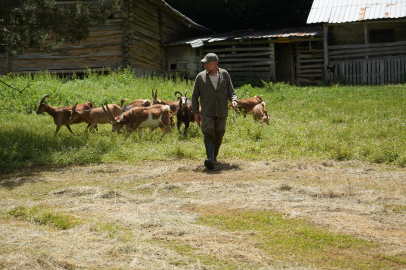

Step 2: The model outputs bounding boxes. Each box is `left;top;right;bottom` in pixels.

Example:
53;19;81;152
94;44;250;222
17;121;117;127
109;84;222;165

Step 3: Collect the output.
102;104;123;132
174;91;187;109
36;94;52;114
175;90;189;109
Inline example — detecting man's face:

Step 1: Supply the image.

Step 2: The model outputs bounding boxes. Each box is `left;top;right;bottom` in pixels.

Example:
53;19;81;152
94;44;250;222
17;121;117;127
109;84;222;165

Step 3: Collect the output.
204;61;217;73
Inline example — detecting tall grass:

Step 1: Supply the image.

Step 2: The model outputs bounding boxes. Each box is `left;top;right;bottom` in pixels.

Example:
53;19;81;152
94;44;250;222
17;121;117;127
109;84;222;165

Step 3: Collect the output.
1;68;405;172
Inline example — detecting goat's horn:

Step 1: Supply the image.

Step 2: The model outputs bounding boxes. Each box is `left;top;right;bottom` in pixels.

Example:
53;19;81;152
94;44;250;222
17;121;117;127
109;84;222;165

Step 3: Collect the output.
101;105;112;123
40;94;52;104
184;90;189;97
71;102;78;114
105;104;115;122
174;91;182;97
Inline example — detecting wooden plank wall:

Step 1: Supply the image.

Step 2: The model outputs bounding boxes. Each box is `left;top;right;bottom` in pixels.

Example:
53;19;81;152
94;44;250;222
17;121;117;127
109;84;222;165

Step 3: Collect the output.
296;43;324;85
203;40;274;80
164;45;201;78
329;40;406;61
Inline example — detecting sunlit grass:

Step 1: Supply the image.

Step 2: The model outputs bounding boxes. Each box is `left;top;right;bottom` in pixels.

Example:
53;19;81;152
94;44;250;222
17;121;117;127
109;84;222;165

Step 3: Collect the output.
7;205;81;230
1;69;406;172
197;208;405;269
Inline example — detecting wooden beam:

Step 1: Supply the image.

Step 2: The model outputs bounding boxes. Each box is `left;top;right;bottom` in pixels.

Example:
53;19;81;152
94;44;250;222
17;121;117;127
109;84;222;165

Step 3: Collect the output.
323;24;329;82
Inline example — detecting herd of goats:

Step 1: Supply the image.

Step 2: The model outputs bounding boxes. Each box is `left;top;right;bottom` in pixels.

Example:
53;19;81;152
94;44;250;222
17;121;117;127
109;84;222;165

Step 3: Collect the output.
35;89;270;140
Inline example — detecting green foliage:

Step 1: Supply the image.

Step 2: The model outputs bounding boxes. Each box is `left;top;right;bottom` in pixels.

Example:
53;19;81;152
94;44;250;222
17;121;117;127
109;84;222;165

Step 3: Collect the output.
1;69;406;172
0;0;120;55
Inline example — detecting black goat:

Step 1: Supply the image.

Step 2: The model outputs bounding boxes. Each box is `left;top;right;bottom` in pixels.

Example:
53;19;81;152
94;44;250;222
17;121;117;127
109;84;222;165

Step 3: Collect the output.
174;90;195;136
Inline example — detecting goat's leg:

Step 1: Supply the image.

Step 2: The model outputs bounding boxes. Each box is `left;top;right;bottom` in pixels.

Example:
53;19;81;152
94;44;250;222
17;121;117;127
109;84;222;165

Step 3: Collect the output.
183;120;189;136
177;120;182;133
124;129;134;141
161;126;172;139
137;128;143;139
65;125;74;135
55;125;61;134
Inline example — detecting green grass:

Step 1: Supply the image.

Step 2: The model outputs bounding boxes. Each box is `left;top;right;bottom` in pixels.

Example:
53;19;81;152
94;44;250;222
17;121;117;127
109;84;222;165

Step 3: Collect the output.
1;68;406;172
7;205;81;230
197;208;406;269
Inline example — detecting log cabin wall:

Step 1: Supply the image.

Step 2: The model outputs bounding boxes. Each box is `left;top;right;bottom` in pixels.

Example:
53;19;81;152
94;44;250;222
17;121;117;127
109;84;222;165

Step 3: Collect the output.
5;0;124;75
124;0;162;76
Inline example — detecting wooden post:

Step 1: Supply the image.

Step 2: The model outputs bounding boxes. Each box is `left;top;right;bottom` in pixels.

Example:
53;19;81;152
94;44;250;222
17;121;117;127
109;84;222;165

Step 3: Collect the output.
323;24;329;82
270;42;275;82
289;42;295;85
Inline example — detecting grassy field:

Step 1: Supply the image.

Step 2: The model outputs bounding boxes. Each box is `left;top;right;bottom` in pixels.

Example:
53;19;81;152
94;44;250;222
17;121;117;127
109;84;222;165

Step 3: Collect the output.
1;69;406;269
0;68;405;172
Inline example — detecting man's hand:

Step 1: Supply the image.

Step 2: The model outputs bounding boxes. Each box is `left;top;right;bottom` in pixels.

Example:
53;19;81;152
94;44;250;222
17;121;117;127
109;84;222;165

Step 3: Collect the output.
194;112;201;124
232;101;238;111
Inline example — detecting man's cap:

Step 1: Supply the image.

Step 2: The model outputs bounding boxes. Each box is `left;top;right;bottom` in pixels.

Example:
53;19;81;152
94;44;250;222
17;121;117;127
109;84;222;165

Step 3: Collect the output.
201;53;219;64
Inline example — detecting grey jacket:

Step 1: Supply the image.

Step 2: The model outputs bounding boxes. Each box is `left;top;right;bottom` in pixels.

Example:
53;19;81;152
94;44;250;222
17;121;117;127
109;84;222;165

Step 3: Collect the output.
192;67;237;117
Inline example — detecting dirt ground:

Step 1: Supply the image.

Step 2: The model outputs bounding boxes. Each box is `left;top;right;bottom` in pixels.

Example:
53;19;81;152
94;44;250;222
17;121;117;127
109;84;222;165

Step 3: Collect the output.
1;159;405;269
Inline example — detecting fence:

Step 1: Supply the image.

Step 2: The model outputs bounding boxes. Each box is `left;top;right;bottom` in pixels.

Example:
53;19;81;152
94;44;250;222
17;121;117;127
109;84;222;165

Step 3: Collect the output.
330;57;406;84
328;40;406;84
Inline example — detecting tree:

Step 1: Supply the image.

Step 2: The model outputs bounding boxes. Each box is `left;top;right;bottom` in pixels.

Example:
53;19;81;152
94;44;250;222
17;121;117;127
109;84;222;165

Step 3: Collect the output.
0;0;120;55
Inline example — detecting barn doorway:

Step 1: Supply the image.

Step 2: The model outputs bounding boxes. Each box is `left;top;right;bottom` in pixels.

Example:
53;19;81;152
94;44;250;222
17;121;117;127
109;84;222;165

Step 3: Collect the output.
275;43;294;84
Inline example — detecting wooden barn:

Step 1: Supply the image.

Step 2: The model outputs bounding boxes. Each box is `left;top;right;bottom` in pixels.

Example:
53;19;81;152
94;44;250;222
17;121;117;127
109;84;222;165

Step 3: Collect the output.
307;0;406;85
0;0;211;77
164;26;324;85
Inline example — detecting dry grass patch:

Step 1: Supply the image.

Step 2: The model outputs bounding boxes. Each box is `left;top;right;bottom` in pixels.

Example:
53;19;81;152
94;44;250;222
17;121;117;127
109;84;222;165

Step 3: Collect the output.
195;207;404;269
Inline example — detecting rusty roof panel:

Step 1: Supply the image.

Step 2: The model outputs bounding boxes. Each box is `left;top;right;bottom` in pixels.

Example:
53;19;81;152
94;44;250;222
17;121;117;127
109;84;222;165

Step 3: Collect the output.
307;0;406;23
165;26;323;46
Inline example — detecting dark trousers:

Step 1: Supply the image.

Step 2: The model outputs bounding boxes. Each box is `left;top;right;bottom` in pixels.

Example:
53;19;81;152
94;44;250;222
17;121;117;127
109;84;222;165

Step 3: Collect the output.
201;116;227;147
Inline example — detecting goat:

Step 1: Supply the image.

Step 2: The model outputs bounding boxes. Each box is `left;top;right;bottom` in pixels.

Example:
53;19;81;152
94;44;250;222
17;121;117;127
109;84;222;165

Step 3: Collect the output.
252;102;270;125
35;94;94;134
174;89;195;136
70;103;122;131
231;95;264;118
102;104;173;141
121;99;151;113
152;89;179;115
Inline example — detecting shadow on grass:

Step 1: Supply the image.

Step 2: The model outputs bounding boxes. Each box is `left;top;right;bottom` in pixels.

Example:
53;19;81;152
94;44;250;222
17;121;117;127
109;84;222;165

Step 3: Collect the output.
197;162;240;174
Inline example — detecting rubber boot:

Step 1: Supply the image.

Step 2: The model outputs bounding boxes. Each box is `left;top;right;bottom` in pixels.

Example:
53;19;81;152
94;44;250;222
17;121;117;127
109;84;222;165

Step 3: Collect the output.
204;143;215;169
214;145;220;163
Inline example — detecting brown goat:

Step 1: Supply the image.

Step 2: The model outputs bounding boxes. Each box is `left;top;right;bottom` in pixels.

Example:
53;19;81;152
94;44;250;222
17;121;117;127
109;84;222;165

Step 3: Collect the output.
252;102;270;125
231;95;264;118
70;103;122;131
152;89;179;115
121;99;151;113
36;94;94;134
103;104;173;141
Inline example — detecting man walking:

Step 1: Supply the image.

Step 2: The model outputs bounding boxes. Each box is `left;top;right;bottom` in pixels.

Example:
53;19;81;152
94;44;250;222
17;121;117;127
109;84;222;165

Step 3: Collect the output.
192;53;238;169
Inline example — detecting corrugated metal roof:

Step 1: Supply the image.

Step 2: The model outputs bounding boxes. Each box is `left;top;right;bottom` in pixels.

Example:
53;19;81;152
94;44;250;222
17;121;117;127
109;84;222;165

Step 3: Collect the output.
307;0;406;24
166;26;323;47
